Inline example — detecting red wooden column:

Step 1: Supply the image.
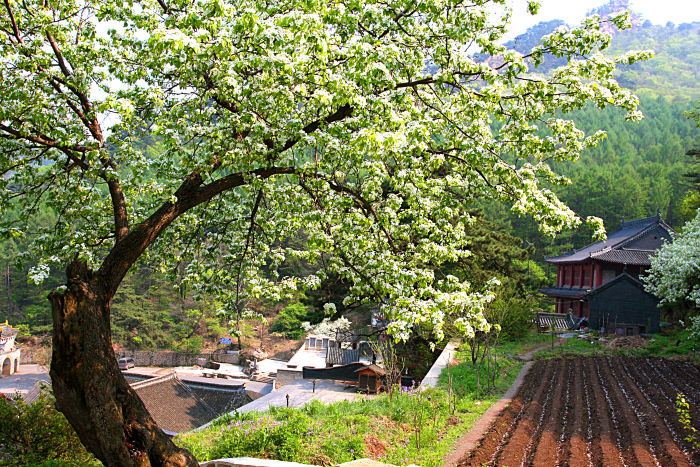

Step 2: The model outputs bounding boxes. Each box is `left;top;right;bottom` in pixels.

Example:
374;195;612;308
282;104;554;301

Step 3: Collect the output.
595;263;602;287
556;267;561;287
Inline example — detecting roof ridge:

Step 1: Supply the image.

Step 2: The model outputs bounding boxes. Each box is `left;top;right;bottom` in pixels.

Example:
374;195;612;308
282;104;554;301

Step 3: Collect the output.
620;214;659;229
129;372;176;389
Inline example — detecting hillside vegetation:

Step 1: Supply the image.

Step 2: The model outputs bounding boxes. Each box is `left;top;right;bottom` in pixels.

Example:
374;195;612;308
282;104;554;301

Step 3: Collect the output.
1;1;698;349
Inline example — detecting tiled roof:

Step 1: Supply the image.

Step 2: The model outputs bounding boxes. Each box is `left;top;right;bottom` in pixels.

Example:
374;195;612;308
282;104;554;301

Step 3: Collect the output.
189;385;249;416
545;214;671;264
0;323;18;339
589;248;654;266
23;381;50;403
326;347;360;365
538;287;588;298
131;373;217;434
355;364;387;375
585;272;656;298
536;312;576;330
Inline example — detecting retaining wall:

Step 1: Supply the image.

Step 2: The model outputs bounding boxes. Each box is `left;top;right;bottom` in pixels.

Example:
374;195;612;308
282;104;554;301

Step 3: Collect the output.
275;368;303;387
116;350;239;367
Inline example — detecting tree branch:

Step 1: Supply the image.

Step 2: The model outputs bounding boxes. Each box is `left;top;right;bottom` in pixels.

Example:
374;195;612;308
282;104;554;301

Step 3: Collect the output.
98;166;295;298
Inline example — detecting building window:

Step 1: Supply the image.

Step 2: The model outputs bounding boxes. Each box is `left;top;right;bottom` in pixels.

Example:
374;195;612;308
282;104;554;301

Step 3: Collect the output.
573;268;580;286
583;268;591;286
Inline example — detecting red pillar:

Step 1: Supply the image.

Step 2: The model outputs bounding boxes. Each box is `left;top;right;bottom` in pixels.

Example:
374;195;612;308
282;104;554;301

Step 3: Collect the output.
578;265;584;288
595;263;602;287
556;267;561;287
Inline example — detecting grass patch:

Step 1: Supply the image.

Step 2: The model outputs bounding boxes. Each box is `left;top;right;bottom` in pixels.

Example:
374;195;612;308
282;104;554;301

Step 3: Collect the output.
535;335;613;359
176;332;552;466
534;328;699;360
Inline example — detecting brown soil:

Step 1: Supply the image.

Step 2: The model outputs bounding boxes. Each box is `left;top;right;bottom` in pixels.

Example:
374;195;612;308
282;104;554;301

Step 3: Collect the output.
364;434;387;458
459;357;700;466
601;336;649;350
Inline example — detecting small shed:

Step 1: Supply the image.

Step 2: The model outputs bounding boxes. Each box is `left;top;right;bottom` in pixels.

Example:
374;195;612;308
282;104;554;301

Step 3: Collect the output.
356;364;387;393
586;273;660;335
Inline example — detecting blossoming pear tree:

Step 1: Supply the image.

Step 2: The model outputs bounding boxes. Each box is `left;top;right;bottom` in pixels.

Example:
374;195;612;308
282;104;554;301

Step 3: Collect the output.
644;209;700;309
0;0;648;464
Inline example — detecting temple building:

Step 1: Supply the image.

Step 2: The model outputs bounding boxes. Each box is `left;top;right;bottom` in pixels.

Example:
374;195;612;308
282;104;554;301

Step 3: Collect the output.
1;321;20;376
539;212;673;335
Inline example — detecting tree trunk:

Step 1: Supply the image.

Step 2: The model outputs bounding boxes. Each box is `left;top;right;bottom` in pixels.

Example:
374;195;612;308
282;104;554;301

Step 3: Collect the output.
49;261;198;466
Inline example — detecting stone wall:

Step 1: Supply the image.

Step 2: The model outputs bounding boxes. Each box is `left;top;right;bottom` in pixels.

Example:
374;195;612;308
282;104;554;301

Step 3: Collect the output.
18;348;51;365
116;350;211;367
275;368;303;388
22;348;240;367
211;351;240;365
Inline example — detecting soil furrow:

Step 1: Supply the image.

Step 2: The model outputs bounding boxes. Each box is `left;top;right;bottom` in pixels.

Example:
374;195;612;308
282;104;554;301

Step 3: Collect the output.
458;360;554;466
605;356;661;466
646;358;700;408
525;358;567;466
564;358;590;467
616;357;693;466
590;357;627;467
493;359;561;466
457;356;698;467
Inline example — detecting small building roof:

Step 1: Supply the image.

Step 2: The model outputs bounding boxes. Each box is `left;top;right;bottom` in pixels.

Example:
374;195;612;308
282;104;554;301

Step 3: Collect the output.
326;347;360;366
0;321;18;339
545;214;672;264
355;364;387;376
585;272;657;299
538;287;588;298
130;373;218;434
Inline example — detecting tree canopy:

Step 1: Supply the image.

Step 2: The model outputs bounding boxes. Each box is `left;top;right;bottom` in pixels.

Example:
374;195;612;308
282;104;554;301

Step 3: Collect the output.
644;209;700;309
0;0;650;464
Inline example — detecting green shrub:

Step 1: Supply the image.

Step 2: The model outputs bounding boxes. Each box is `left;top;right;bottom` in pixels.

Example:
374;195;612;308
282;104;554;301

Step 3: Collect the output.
269;303;312;339
179;411;311;462
173;336;204;354
0;389;98;465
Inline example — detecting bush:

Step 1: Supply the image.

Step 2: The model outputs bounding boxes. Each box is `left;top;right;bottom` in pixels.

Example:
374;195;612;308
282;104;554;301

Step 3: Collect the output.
178;411;311;462
173;336;204;354
270;303;313;339
0;389;98;465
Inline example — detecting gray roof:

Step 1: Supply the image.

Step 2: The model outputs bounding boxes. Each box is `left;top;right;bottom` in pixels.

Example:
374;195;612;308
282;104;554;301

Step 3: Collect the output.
131;373;218;434
326;347;360;366
589;248;654;266
536;312;576;330
538;287;588;298
0;323;18;339
545;214;672;264
585;272;657;298
189;386;249;416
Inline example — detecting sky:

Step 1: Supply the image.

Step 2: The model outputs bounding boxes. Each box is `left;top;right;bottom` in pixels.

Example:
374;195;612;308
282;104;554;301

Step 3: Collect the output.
506;0;700;37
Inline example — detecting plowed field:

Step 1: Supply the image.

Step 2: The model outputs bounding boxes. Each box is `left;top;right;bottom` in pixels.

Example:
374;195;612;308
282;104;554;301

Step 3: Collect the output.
459;357;700;467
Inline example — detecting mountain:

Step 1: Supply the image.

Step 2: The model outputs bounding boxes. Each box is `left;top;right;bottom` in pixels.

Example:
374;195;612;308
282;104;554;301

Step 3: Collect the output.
499;1;700;101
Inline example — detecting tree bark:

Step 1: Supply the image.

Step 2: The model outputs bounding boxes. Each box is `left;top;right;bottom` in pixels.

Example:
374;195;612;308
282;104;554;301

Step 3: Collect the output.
49;260;198;466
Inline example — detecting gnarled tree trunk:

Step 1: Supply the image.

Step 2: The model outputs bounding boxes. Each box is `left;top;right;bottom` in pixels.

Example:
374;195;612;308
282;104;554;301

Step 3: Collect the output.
49;261;198;467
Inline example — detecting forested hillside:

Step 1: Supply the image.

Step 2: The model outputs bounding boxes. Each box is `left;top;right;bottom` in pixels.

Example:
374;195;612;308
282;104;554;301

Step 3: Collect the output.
1;0;697;344
485;1;700;259
502;3;700;101
491;95;698;259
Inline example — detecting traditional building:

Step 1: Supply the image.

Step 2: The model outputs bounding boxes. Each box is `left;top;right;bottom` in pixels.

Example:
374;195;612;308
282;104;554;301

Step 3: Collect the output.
1;321;20;376
539;213;673;334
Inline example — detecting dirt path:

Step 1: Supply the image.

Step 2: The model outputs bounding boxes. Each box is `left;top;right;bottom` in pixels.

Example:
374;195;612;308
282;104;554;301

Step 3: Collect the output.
455;357;700;466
